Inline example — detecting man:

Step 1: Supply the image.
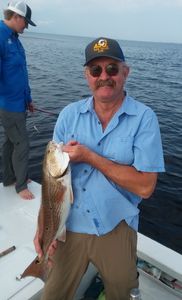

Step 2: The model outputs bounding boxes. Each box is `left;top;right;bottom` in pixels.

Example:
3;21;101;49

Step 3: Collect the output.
0;1;36;200
35;37;165;299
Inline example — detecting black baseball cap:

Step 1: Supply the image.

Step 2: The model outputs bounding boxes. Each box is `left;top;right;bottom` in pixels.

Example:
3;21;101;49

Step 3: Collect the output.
7;1;36;26
84;37;125;66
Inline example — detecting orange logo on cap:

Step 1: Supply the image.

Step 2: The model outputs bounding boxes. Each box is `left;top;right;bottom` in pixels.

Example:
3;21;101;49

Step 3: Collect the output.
93;39;109;53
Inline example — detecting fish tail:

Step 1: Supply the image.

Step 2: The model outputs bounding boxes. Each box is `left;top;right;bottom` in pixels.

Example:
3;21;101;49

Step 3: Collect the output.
20;256;49;282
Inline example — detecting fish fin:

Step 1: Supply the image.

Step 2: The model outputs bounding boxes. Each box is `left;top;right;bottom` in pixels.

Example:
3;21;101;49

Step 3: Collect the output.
57;225;66;242
20;256;50;282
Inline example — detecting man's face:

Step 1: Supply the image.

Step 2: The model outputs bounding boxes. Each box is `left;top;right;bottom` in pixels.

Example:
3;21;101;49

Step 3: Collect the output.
13;14;28;33
85;57;129;103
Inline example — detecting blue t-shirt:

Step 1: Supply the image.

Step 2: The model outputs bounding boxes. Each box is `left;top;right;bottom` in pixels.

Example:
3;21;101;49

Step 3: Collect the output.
0;20;32;112
53;95;165;235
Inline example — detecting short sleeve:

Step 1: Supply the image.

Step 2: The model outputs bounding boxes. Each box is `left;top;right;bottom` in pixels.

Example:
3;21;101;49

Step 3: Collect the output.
53;105;71;143
133;109;165;172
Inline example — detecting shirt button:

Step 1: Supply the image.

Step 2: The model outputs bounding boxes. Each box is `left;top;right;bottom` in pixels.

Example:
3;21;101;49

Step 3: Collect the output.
98;142;101;146
84;169;88;173
82;188;86;192
86;209;90;213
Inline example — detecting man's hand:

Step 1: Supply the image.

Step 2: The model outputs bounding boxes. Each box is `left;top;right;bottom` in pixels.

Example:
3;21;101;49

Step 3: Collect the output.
27;102;35;113
34;229;43;260
47;240;58;258
63;140;91;163
34;230;58;266
46;240;58;267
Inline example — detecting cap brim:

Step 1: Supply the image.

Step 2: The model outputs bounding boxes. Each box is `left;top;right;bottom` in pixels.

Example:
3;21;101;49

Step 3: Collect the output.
84;55;124;66
26;18;36;26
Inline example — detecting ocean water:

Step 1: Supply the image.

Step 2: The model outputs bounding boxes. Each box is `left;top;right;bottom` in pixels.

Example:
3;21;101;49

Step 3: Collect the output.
0;32;181;254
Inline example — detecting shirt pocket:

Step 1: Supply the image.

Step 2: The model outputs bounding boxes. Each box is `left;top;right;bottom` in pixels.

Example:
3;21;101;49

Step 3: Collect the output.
104;136;134;165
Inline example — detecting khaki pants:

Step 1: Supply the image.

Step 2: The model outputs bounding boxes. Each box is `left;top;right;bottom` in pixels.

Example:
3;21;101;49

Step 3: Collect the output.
41;221;138;300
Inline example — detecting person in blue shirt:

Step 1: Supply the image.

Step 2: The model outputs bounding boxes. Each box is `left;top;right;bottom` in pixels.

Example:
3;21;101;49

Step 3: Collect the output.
34;37;165;300
0;1;36;200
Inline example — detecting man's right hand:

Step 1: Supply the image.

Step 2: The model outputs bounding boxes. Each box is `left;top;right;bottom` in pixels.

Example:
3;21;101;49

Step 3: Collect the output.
34;229;43;260
34;230;58;266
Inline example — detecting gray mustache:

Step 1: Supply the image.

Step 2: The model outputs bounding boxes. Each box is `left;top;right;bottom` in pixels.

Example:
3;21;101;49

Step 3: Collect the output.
96;79;115;88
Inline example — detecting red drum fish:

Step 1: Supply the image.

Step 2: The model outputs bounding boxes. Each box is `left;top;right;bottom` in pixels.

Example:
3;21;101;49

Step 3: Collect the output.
21;141;73;281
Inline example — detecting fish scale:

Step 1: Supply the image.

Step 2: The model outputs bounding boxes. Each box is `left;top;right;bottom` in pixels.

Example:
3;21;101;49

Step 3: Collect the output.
20;141;73;281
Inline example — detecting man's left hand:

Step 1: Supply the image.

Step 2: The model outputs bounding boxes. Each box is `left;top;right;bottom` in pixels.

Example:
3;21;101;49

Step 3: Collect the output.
27;102;35;113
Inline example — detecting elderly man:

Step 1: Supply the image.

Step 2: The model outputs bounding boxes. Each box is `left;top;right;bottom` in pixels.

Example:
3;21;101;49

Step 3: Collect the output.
35;37;165;299
0;1;36;199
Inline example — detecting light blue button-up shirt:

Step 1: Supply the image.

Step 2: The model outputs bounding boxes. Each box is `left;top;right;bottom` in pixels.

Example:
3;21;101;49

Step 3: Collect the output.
53;95;165;235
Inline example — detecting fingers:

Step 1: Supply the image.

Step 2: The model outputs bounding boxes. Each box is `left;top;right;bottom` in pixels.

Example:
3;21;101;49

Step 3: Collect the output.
28;102;35;113
63;140;80;150
67;140;79;146
33;231;43;259
47;240;58;257
34;243;43;259
47;256;54;268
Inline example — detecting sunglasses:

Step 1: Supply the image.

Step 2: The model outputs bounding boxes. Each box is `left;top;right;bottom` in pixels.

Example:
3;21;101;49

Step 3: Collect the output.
88;63;119;77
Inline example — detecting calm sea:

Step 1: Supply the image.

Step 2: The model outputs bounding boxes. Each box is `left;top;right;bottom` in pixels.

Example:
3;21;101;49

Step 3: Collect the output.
0;32;182;254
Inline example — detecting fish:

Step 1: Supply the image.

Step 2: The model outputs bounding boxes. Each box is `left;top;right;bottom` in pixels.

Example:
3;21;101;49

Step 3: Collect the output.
20;140;73;281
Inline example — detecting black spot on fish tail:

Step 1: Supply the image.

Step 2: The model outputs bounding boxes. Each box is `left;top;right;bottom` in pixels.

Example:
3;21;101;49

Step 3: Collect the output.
21;256;50;282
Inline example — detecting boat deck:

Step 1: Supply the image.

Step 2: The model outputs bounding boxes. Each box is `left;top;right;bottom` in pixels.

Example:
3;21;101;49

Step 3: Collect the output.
0;181;43;300
0;181;181;300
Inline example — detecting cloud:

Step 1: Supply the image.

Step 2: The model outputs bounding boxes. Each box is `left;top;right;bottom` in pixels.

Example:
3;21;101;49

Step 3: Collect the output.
0;0;181;43
28;0;182;11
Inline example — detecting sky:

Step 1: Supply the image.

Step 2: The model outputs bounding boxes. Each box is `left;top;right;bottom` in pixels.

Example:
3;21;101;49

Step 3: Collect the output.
0;0;182;44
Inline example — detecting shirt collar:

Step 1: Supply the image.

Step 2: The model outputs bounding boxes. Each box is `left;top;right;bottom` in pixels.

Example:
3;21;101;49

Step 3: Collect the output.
118;93;138;116
79;93;137;116
0;20;16;38
79;96;94;113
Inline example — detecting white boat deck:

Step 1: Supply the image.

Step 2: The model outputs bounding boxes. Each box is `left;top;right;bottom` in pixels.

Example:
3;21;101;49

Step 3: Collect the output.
0;181;182;300
0;181;44;300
